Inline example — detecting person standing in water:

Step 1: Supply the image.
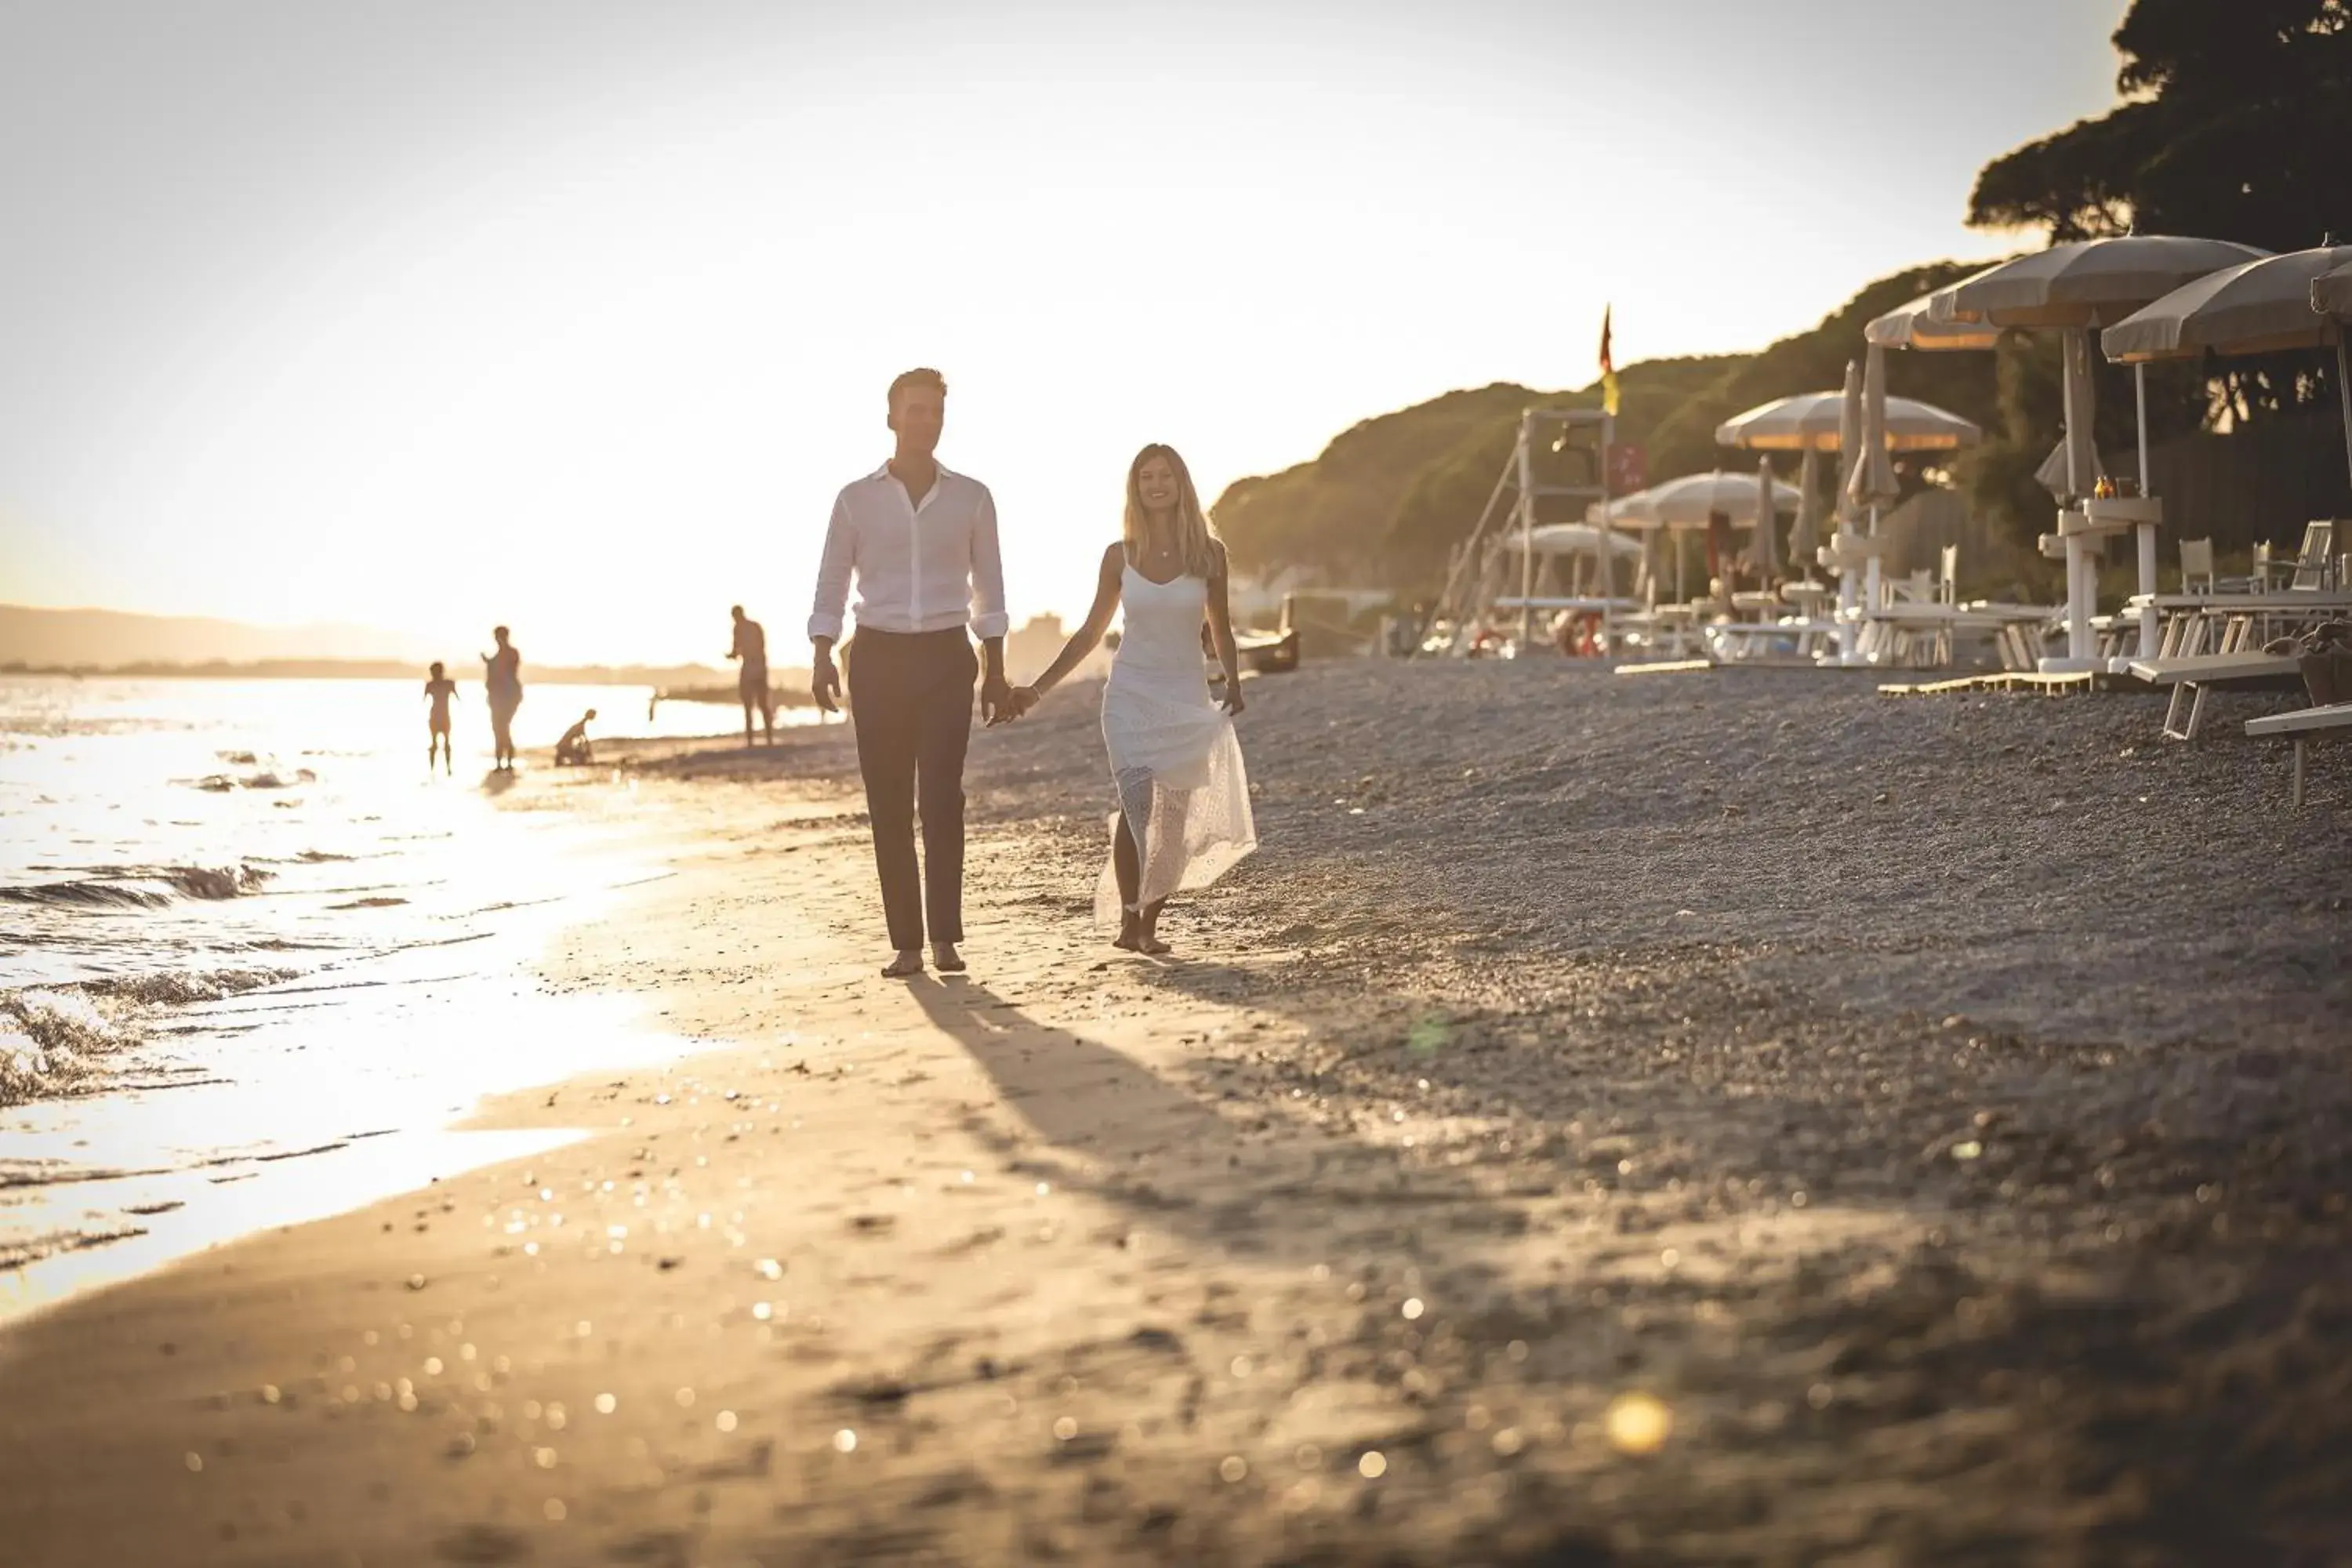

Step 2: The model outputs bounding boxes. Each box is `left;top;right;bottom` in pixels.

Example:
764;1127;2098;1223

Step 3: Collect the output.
481;626;523;772
423;662;459;775
1011;443;1255;955
728;605;773;747
808;368;1014;979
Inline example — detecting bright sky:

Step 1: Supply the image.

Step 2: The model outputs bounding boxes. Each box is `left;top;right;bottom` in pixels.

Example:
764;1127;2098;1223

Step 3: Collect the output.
0;0;2124;663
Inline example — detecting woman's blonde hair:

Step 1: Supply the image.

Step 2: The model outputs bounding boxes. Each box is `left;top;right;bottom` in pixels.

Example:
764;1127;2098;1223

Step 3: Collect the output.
1122;444;1222;580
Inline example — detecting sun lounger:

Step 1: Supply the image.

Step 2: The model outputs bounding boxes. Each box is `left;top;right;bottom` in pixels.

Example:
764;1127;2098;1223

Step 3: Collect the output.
2243;700;2352;808
2125;652;2302;741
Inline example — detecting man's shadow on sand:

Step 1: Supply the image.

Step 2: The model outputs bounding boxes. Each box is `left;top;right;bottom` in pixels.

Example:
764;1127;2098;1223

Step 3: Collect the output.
901;974;1526;1277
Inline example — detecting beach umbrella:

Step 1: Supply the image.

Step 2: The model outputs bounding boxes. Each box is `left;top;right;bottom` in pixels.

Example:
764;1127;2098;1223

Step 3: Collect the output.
1866;281;2010;351
1835;361;1864;527
1929;234;2270;499
1617;471;1794;528
1846;343;1900;514
2105;243;2352;488
1929;234;2270;669
2315;259;2352;317
1751;457;1781;578
2105;243;2352;361
1714;390;1984;452
1791;448;1826;579
1507;522;1646;559
1929;236;2273;331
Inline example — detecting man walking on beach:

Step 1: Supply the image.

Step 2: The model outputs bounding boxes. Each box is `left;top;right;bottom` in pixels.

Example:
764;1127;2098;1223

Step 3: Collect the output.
728;604;773;747
809;368;1013;978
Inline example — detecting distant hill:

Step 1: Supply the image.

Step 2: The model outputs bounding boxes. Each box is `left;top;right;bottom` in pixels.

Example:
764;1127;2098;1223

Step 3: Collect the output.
0;604;439;668
1208;259;2010;594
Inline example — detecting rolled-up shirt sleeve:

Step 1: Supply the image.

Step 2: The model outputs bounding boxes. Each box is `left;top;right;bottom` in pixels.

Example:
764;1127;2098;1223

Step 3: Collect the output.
967;483;1010;640
807;491;855;643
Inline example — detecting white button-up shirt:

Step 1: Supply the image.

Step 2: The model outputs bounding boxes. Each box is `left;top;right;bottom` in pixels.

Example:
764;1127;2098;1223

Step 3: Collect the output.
807;460;1009;644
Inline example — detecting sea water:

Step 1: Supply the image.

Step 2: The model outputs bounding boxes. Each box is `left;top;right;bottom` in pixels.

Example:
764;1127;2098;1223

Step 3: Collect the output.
0;676;801;1319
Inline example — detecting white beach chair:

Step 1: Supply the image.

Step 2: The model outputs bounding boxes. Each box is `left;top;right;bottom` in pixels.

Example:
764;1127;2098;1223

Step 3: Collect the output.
2179;537;2215;595
2244;701;2352;808
2288;520;2341;592
2128;651;2302;741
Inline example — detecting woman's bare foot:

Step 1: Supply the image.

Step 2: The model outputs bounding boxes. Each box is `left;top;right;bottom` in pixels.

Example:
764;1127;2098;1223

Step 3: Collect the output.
932;941;967;973
1114;910;1143;951
1136;916;1169;956
880;949;924;978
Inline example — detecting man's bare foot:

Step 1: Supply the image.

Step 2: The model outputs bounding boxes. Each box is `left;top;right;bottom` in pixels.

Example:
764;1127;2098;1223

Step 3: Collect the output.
932;942;967;973
1137;935;1171;956
880;949;924;978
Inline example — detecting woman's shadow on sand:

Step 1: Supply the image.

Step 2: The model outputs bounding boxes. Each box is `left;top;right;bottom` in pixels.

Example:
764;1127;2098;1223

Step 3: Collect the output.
902;973;1526;1281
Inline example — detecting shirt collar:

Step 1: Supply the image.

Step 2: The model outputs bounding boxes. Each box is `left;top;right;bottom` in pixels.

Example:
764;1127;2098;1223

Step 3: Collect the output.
870;458;956;485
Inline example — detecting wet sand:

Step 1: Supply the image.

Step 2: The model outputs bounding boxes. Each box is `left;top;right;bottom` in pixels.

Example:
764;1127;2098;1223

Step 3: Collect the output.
3;659;2350;1566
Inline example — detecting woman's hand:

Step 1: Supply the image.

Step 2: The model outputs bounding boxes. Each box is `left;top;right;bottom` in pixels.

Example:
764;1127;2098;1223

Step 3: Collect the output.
1008;684;1043;720
1221;681;1246;716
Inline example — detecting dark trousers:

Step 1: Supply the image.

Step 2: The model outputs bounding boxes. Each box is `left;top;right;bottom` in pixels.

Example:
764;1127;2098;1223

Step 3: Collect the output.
844;628;977;950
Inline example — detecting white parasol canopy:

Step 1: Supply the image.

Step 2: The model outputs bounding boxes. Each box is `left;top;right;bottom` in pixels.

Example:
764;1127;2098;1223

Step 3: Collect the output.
1866;278;2011;351
1929;236;2273;329
2106;245;2352;490
1715;390;1983;452
1602;470;1795;528
2103;244;2352;361
1504;522;1646;559
2315;260;2352;318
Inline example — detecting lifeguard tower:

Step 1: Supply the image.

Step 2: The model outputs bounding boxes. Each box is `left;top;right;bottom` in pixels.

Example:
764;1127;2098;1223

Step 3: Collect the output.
1417;407;1626;655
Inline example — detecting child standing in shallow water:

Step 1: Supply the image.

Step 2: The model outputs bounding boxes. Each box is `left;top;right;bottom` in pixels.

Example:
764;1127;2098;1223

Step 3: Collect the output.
423;662;458;775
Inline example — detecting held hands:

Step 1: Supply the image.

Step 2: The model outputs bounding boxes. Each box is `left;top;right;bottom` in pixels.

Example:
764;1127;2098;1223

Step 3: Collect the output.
979;673;1017;727
985;683;1042;727
811;653;842;714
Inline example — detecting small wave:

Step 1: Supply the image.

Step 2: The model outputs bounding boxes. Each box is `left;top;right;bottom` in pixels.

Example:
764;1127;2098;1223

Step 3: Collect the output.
82;967;297;1007
168;864;274;899
0;990;142;1105
0;881;172;910
0;967;299;1107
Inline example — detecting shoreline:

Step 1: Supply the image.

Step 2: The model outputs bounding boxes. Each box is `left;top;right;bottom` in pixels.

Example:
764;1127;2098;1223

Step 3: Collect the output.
5;660;2350;1564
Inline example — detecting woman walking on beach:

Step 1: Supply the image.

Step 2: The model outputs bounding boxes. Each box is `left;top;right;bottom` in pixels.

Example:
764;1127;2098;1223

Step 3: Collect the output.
481;625;523;772
1014;444;1255;953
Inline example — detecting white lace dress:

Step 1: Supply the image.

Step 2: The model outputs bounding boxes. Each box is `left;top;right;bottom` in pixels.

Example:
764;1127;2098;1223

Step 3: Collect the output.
1095;560;1258;926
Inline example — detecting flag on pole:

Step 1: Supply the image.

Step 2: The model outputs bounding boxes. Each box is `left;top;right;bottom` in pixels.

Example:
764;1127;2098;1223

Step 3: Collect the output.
1599;306;1621;418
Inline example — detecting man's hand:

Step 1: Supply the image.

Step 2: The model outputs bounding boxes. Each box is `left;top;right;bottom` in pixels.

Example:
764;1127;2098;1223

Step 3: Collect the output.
811;652;842;714
980;672;1015;727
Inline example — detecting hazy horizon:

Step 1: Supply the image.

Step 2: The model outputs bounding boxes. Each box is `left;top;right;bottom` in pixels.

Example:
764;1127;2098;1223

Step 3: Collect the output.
2;0;2124;662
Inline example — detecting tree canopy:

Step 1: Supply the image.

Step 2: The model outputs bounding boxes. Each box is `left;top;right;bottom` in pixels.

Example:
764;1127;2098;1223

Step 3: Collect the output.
1970;1;2350;252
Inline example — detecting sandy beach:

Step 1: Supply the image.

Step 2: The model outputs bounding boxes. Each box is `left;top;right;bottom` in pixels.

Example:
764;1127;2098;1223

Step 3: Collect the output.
5;659;2350;1566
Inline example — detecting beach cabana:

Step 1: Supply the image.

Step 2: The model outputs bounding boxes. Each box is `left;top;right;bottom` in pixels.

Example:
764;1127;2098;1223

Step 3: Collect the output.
1927;235;2271;670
